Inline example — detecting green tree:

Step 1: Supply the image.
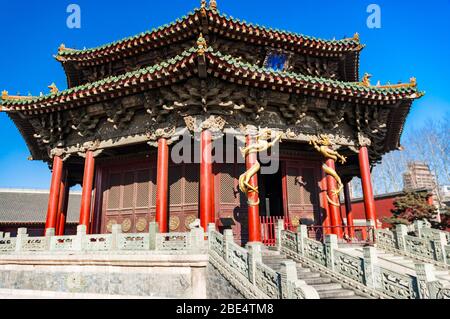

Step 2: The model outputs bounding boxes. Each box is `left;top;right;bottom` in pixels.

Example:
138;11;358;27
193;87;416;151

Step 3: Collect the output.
383;192;437;227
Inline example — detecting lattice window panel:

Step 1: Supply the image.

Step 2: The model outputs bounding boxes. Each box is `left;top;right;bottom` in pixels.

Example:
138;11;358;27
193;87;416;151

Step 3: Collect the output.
150;167;157;208
122;171;135;209
301;168;317;206
169;166;182;206
287;167;302;205
184;164;199;204
220;164;237;204
107;173;122;210
136;170;151;208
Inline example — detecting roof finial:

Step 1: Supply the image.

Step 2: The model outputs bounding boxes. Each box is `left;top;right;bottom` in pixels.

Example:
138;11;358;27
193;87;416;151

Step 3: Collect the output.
1;90;8;100
58;43;66;53
201;0;207;8
197;33;207;55
353;32;360;42
48;83;59;94
361;73;372;87
410;77;417;87
209;0;217;11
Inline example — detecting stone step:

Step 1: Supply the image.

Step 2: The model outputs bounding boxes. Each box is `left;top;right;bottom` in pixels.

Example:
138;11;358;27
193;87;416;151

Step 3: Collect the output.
318;289;355;299
302;277;332;285
297;272;321;279
327;295;367;299
311;283;343;292
296;267;312;273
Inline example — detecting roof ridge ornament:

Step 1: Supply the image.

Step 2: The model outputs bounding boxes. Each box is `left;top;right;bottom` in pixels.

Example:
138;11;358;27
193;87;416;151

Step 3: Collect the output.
1;90;35;102
353;32;360;42
209;0;217;11
197;33;207;55
48;83;59;94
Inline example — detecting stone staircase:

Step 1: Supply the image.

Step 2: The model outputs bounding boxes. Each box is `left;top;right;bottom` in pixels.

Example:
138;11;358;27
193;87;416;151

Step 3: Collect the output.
348;247;450;283
262;252;369;299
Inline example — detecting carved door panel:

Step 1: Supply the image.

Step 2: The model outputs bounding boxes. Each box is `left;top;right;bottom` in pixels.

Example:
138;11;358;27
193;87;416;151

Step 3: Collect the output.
283;160;322;227
101;160;156;234
215;163;248;244
168;163;199;233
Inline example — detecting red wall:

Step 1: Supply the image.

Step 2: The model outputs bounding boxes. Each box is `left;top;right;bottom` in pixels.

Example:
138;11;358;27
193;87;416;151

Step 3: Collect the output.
341;196;397;229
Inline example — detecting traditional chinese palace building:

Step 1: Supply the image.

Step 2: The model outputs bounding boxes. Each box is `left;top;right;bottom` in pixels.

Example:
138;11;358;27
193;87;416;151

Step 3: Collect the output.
0;1;423;245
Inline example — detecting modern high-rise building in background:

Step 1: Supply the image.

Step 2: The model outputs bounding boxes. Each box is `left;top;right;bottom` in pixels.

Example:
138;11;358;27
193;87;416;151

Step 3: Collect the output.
403;161;439;203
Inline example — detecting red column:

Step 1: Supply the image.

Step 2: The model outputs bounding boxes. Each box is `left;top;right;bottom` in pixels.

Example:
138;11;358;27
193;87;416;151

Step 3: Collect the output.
344;182;355;238
56;170;69;236
325;159;343;238
45;156;64;234
200;130;214;230
320;169;331;235
246;135;262;243
359;146;377;228
79;151;95;231
156;138;169;233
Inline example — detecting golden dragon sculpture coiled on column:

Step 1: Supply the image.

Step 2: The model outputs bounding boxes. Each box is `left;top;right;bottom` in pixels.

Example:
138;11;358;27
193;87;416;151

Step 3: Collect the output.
239;129;283;207
309;135;347;207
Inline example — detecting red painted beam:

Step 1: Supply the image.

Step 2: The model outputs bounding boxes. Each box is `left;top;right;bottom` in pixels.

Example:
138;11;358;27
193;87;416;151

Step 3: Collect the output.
359;146;377;227
79;151;95;231
325;159;343;238
246;135;262;243
156;138;169;233
200;130;214;230
45;156;64;234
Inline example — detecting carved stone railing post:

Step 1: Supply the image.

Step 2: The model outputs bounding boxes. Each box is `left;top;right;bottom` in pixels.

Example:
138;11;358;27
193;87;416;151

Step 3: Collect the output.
207;223;216;235
415;263;436;299
15;228;28;252
279;260;297;299
395;224;408;252
111;224;122;250
297;225;308;255
275;219;285;251
0;232;3;238
247;242;262;284
149;222;159;250
363;246;379;289
4;233;11;239
190;226;205;252
223;229;234;263
413;220;425;238
324;234;338;270
73;225;86;251
431;232;447;264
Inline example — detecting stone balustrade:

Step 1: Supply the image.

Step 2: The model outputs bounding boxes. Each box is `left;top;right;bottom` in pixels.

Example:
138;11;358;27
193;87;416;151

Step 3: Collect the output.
207;224;319;299
278;223;450;299
0;223;207;254
375;222;449;267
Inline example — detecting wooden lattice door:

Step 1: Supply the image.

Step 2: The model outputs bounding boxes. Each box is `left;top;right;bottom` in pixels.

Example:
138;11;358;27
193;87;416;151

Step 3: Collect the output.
100;160;157;234
214;163;248;244
282;160;322;227
168;163;199;232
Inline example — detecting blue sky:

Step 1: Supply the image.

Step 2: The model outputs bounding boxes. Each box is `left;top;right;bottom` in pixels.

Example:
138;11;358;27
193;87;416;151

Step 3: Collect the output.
0;0;449;189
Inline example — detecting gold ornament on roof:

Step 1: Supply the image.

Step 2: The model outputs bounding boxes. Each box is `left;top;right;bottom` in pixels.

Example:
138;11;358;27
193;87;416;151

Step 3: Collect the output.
309;135;347;207
48;83;59;94
210;0;217;11
239;129;282;207
197;33;207;55
1;90;8;100
353;32;360;42
361;73;372;87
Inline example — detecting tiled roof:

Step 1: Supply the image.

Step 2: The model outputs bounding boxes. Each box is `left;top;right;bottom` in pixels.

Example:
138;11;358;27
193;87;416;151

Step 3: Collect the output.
0;46;422;112
0;189;80;224
55;7;362;63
